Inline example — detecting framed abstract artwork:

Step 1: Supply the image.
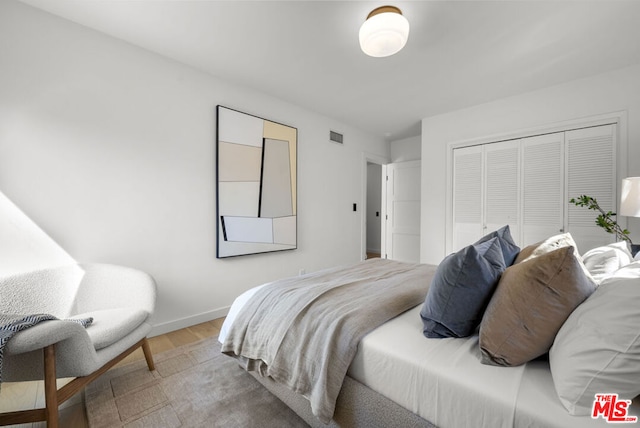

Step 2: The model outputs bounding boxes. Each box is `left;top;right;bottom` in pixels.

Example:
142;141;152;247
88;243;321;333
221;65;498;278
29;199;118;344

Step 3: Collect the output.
216;106;297;258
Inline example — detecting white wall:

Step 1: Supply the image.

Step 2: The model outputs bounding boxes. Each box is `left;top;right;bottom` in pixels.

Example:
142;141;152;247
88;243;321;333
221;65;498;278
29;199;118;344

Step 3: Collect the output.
0;1;388;334
390;135;421;162
0;192;76;276
421;63;640;265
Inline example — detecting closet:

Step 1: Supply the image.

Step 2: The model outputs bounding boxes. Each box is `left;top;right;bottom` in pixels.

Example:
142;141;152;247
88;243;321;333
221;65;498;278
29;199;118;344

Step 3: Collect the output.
452;124;617;253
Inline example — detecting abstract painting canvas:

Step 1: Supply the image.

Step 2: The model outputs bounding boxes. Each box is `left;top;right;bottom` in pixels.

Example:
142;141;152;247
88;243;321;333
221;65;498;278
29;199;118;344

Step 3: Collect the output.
216;106;297;258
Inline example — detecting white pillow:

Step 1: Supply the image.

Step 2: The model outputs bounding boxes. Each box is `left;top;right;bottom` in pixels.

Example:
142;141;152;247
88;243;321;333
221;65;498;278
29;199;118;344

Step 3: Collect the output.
515;232;581;264
549;261;640;415
581;242;634;283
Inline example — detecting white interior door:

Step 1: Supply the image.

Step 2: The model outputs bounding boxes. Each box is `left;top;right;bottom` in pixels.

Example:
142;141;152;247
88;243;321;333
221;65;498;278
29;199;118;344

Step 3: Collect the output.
565;124;617;251
521;132;565;246
484;140;521;245
383;160;421;262
452;146;484;251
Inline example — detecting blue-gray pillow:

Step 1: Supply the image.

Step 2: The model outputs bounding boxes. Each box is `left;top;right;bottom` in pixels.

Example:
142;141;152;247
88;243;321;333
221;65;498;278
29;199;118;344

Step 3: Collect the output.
421;237;506;338
474;225;520;266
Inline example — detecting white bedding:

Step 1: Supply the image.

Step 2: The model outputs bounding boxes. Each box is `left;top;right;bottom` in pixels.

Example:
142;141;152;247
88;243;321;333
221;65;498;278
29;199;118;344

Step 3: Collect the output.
220;284;631;428
349;305;620;428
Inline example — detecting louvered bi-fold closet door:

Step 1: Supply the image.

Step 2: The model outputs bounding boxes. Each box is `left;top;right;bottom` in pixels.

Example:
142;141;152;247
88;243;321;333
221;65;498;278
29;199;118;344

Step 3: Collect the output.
452;145;483;251
565;124;617;252
484;140;521;246
521;132;565;246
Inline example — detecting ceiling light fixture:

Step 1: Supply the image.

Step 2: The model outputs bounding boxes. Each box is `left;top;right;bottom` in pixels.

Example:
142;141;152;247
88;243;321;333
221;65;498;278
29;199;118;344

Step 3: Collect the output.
359;5;410;58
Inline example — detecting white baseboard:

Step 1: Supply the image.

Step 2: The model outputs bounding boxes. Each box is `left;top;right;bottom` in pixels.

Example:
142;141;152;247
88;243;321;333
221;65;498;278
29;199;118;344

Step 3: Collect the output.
149;306;230;337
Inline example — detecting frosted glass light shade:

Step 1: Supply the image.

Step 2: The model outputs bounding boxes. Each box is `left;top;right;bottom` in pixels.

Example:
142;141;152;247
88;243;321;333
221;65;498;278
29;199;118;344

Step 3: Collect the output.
620;177;640;217
359;6;409;58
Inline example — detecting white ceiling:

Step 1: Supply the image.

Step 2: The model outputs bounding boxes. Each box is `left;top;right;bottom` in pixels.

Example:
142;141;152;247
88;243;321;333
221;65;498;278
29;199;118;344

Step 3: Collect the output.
18;0;640;141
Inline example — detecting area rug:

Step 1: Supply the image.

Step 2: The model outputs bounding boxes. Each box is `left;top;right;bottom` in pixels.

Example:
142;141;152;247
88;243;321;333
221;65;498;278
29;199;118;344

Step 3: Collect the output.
85;336;309;428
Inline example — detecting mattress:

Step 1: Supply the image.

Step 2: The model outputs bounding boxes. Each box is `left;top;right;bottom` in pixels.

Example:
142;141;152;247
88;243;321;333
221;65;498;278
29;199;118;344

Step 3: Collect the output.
348;305;618;428
221;286;628;428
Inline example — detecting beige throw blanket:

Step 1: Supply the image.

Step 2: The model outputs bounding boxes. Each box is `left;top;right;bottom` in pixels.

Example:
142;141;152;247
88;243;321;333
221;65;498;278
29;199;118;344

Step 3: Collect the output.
221;258;435;423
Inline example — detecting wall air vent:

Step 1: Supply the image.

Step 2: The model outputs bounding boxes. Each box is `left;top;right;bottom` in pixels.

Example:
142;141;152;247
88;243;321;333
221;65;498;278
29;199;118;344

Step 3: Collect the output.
329;130;344;144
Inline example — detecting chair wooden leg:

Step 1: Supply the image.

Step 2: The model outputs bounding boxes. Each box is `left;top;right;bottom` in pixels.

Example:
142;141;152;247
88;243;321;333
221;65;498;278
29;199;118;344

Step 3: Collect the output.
43;345;59;428
0;338;152;427
141;338;155;371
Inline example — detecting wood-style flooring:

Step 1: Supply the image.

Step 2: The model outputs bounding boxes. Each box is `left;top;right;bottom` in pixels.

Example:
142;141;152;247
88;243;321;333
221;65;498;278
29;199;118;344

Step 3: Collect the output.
0;317;225;428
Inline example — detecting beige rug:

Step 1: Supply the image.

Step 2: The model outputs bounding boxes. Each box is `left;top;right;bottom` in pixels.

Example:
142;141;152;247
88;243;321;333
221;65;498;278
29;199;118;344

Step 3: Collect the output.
85;337;309;427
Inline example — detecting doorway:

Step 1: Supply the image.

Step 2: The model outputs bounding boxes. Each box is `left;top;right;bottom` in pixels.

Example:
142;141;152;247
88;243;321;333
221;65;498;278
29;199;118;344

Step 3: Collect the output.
361;153;387;260
366;162;382;259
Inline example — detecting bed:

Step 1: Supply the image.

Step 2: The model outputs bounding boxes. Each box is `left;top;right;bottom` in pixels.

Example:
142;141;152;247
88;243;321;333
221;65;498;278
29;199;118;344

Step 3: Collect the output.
220;231;640;428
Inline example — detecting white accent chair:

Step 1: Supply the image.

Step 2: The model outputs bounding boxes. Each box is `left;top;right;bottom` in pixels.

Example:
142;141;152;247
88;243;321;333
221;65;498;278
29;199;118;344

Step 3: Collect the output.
0;263;156;427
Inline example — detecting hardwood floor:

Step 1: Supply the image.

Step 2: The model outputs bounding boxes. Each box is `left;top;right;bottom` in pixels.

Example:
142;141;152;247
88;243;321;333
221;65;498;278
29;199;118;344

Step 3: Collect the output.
0;317;225;428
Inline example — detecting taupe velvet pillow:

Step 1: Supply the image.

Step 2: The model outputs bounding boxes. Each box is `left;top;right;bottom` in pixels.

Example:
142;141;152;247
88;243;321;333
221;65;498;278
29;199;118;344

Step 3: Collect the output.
479;246;596;366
